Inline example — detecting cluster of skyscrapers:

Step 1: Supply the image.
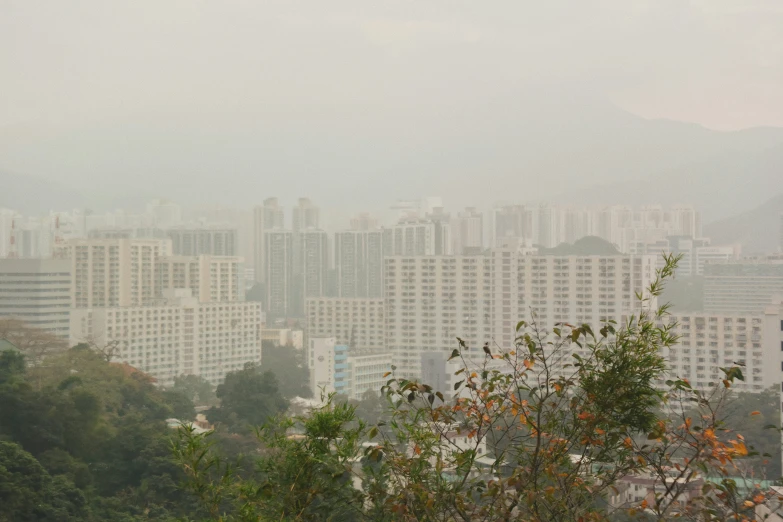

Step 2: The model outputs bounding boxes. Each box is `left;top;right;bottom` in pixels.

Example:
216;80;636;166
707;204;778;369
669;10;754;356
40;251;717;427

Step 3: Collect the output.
1;197;782;398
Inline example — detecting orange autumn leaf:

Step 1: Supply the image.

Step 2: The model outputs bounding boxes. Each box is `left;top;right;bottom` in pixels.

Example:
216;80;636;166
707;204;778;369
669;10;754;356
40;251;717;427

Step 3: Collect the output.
744;500;755;508
751;411;761;416
523;359;534;369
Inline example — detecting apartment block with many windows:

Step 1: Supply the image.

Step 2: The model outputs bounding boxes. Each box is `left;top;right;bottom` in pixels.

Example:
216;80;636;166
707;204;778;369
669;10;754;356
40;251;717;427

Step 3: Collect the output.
305;297;384;350
70;290;262;387
0;258;71;338
384;255;492;379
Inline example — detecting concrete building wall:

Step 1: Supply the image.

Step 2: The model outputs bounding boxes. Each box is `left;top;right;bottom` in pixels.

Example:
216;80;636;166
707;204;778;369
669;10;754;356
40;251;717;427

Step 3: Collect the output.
0;258;71;338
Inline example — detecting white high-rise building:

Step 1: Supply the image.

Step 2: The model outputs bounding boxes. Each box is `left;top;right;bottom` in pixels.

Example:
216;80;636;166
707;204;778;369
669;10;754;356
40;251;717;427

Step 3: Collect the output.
0;259;71;338
382;218;452;257
655;305;783;393
264;230;294;318
306;297;385;350
384;255;492;379
70;290;262;387
292;198;320;232
253;198;285;284
156;255;243;303
516;253;657;333
704;259;783;314
167;227;238;257
70;238;172;308
493;204;534;247
334;230;384;298
292;229;329;316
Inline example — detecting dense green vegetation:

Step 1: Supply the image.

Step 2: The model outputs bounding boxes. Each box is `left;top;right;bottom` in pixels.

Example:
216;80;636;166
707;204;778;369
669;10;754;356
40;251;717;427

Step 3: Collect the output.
0;346;197;521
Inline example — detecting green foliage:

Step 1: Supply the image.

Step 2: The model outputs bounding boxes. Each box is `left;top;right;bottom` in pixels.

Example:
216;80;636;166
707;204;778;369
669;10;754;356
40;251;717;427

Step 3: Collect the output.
261;341;312;398
174;397;366;522
0;346;198;521
0;441;88;522
208;363;288;433
173;374;216;406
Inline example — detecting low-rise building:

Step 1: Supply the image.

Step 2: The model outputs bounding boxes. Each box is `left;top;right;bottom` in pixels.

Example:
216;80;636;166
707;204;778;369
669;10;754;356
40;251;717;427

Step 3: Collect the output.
347;351;393;400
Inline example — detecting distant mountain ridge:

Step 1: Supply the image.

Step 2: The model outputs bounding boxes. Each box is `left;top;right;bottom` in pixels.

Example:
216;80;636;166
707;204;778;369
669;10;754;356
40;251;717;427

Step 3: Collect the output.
0;169;86;214
2;93;783;217
703;194;783;255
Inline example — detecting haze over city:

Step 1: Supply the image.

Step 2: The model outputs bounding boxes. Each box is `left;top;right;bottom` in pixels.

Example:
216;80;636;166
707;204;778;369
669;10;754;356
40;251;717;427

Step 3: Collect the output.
2;2;783;520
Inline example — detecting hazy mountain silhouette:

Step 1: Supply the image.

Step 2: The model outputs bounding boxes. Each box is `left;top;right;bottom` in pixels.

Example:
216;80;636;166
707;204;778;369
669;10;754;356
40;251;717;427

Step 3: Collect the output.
3;92;783;216
703;194;783;255
0;169;87;214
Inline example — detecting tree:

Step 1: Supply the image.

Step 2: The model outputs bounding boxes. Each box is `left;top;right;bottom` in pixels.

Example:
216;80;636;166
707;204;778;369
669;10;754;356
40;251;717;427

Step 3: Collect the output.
173;374;216;405
261;341;312;398
0;345;198;521
208;363;288;433
174;254;780;521
0;441;88;522
0;318;67;368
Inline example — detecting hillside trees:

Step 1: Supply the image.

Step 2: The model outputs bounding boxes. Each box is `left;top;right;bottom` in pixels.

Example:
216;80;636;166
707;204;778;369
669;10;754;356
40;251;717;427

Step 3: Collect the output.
0;345;199;520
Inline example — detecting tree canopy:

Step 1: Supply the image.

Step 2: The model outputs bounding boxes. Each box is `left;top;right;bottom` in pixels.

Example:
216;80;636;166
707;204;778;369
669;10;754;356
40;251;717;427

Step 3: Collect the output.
0;345;200;521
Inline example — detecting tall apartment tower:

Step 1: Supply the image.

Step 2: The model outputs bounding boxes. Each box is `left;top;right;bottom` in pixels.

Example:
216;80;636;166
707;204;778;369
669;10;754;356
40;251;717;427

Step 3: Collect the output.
0;258;71;338
70;238;171;308
291;229;329;316
253;198;285;283
292;198;320;232
334;229;385;298
515;253;657;333
264;230;294;318
156;255;243;303
384;255;493;379
493;204;534;247
350;213;379;231
382;218;452;257
453;207;484;255
167;227;238;256
672;205;702;238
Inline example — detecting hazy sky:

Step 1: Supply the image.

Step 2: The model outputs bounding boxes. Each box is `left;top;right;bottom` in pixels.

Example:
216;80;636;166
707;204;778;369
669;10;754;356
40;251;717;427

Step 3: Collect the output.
1;0;782;214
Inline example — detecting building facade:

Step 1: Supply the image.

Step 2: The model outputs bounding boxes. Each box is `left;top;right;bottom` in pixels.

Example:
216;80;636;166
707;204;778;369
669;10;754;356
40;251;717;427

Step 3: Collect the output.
334;230;384;298
704;260;783;314
168;228;238;257
264;230;294;318
0;258;71;338
655;304;783;393
70;238;171;308
156;255;243;303
347;351;393;400
384;255;493;379
69;290;262;387
305;297;385;350
252;198;285;284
